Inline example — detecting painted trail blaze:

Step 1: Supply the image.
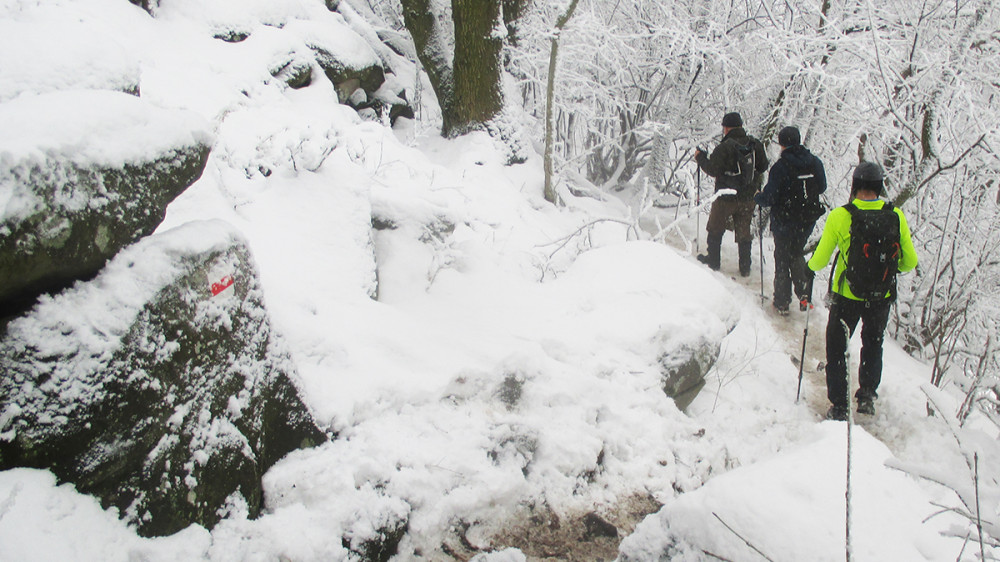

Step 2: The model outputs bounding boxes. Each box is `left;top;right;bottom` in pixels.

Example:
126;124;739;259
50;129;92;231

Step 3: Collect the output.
211;275;234;296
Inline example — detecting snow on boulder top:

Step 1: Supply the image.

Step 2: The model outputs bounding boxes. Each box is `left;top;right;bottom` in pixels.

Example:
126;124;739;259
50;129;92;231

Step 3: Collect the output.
153;0;324;31
0;19;140;103
0;89;213;168
284;17;382;71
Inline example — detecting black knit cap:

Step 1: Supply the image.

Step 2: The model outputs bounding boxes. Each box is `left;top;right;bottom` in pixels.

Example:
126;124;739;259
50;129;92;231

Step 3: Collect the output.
721;112;743;128
777;126;800;147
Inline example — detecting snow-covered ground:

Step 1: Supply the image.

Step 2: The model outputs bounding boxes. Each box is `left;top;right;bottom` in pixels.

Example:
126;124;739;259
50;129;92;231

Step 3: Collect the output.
1;0;996;560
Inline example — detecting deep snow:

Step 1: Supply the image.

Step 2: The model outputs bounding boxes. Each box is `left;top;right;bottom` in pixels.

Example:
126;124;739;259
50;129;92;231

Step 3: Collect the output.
0;0;996;560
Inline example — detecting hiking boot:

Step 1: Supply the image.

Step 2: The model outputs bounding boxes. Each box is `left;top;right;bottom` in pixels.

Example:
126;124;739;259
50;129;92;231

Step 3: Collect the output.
772;302;789;316
698;233;723;271
856;389;877;416
696;253;720;271
799;297;813;312
826;405;848;421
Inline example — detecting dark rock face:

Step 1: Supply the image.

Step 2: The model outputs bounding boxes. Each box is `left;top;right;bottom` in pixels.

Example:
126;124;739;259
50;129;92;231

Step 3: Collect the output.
0;144;211;320
658;339;720;412
582;512;619;540
271;59;314;89
342;518;409;562
311;45;387;104
127;0;157;14
0;223;327;537
214;30;251;43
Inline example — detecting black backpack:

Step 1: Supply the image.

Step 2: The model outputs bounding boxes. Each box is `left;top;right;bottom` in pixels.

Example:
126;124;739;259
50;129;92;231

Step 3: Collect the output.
774;164;825;224
840;202;901;300
725;140;757;197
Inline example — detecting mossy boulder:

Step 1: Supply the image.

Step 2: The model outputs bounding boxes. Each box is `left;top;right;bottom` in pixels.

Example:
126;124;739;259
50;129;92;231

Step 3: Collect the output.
0;221;327;537
0;90;213;319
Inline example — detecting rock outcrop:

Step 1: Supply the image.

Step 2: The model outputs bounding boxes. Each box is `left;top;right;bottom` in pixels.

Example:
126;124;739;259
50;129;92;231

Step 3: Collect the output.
0;221;327;537
0;90;213;320
658;338;720;412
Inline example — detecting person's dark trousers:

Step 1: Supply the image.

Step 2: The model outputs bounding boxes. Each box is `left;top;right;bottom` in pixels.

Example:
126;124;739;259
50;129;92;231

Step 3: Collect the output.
704;198;755;273
824;294;892;408
738;241;752;276
772;227;814;307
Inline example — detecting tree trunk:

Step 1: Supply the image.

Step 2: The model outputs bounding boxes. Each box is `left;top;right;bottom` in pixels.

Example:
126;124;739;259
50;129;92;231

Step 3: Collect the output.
543;0;581;204
400;0;457;133
449;0;504;138
502;0;531;45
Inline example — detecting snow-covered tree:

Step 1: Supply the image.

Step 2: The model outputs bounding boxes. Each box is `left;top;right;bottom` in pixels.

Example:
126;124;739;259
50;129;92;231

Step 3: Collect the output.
400;0;528;143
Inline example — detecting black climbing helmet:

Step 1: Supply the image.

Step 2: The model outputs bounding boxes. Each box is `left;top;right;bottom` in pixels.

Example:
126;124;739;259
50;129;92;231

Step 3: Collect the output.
852;161;885;196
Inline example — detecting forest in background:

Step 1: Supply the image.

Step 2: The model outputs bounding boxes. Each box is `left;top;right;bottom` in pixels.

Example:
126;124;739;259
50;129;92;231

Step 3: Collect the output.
366;0;1000;430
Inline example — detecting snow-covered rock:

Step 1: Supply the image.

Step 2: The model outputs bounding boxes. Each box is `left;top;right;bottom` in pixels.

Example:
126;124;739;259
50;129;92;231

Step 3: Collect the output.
127;0;156;15
0;221;326;537
292;18;387;105
0;18;140;102
0;90;213;314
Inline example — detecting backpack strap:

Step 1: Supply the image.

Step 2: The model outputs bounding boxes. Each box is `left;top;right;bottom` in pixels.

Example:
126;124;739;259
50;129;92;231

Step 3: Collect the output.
836;203;859;294
723;139;753;177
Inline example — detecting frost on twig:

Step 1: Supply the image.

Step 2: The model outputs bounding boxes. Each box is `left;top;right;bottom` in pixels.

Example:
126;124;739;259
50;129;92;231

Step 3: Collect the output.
883;385;1000;553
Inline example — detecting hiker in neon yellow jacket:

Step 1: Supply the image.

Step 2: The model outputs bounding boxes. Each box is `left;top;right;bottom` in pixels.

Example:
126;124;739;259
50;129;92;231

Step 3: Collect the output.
807;161;918;421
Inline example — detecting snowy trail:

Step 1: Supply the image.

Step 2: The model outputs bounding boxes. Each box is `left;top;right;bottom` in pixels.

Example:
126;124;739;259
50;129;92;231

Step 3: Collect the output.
646;201;927;457
627;206;977;562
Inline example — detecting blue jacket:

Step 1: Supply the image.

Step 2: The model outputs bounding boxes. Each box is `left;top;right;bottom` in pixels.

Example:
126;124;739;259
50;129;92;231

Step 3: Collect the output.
755;145;827;237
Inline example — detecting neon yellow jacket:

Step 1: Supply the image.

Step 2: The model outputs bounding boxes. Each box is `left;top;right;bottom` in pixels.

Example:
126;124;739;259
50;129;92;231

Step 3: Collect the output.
807;198;918;300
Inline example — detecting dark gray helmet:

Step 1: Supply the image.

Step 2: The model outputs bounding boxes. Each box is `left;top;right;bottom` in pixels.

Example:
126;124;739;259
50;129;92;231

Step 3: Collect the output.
852;161;884;182
852;161;885;195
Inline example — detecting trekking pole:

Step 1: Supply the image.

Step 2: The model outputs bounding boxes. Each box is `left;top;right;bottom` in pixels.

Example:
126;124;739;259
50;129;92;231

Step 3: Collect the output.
695;166;701;255
795;302;811;403
845;341;854;562
758;207;765;303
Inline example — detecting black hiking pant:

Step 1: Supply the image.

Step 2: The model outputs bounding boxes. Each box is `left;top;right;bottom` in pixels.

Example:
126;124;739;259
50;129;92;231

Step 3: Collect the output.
825;294;892;408
772;228;814;308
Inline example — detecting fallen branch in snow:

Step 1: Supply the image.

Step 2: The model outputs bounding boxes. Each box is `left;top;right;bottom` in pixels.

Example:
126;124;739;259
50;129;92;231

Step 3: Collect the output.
883;385;1000;552
711;512;774;562
710;331;774;413
930;512;1000;549
537;217;639;258
701;550;735;561
531;217;641;281
651;189;736;247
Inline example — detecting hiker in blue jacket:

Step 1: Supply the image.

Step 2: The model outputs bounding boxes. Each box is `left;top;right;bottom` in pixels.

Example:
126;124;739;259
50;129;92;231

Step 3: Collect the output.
754;126;827;315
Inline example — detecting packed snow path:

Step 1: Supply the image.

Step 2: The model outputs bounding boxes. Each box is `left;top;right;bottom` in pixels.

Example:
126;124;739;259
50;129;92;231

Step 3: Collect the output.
623;199;987;562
